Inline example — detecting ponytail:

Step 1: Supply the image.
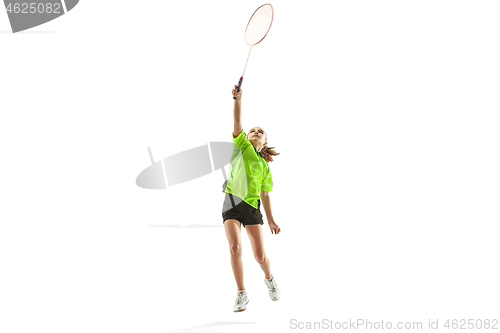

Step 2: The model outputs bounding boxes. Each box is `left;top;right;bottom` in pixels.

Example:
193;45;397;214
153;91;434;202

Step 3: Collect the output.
261;145;280;163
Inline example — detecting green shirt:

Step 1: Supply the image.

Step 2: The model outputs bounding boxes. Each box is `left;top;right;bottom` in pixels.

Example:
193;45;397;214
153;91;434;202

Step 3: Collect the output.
224;129;273;210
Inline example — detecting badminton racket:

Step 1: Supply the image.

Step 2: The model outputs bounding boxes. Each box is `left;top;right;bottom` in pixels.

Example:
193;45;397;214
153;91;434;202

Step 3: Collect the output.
233;3;274;100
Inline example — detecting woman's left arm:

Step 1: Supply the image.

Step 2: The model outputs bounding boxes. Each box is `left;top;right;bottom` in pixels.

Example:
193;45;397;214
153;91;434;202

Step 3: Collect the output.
261;191;281;234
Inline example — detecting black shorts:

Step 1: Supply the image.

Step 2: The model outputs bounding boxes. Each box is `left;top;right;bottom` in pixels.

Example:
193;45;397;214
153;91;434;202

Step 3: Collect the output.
222;193;264;228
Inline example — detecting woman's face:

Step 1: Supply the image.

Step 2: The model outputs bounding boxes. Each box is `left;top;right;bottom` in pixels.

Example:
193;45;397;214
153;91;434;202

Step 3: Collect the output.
247;127;267;146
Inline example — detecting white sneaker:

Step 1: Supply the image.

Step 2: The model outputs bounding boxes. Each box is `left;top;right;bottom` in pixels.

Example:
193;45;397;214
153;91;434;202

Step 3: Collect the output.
233;291;249;312
264;276;281;301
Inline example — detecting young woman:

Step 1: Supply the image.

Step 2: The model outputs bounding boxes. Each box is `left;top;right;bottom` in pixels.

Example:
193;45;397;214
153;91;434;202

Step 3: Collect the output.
222;85;282;312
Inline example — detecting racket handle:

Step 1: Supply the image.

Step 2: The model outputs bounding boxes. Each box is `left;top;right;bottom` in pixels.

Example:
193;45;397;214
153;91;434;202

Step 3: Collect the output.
233;77;243;100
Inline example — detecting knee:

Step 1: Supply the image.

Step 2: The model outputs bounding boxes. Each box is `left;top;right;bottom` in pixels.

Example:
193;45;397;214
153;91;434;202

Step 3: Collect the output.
255;253;266;264
230;244;242;257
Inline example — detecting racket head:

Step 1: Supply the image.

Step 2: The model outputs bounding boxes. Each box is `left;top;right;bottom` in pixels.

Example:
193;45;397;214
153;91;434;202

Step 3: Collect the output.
244;3;274;46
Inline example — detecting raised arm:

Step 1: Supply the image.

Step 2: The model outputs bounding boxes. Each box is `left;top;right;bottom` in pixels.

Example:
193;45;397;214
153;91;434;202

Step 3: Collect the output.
232;85;243;138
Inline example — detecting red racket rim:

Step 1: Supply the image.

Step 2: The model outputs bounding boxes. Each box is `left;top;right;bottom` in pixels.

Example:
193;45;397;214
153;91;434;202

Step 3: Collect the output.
244;3;274;46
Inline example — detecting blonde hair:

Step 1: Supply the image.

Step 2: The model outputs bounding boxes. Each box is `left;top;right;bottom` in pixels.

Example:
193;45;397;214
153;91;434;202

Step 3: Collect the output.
247;128;280;163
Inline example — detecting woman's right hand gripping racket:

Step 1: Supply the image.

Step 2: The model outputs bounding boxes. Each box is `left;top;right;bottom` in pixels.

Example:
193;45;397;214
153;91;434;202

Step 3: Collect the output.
232;84;243;100
233;77;243;100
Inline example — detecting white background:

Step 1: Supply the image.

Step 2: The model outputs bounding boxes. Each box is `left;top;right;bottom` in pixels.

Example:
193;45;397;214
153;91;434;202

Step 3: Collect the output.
1;1;499;332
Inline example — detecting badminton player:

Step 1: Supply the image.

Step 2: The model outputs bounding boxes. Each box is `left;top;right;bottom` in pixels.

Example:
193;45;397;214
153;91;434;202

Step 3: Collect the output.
222;85;281;312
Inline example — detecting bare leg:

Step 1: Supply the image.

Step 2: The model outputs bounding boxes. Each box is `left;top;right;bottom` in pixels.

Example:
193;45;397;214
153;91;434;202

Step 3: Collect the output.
224;219;245;290
246;224;272;279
